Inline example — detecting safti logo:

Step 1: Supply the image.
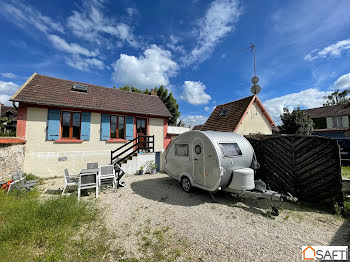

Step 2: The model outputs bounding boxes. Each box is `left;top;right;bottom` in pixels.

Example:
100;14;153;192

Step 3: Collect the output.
302;246;348;260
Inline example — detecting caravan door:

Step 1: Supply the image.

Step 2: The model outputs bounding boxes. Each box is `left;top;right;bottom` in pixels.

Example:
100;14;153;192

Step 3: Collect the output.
192;137;205;185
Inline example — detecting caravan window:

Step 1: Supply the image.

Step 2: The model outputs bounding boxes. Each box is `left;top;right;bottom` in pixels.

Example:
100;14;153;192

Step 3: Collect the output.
219;143;242;157
175;144;189;156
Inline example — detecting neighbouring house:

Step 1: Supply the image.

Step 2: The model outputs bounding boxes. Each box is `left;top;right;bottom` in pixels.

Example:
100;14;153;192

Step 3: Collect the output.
192;125;203;130
9;73;172;177
166;126;191;141
200;95;276;135
0;103;17;135
303;103;350;138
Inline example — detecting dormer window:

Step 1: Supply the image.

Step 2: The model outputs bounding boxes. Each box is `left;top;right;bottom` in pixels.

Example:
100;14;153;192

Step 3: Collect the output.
219;108;228;116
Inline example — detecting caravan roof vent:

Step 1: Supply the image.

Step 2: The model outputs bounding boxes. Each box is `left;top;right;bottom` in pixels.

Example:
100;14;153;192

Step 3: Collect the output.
72;83;88;92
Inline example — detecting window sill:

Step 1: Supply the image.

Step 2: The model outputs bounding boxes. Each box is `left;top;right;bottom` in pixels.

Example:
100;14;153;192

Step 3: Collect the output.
107;139;128;143
54;139;84;143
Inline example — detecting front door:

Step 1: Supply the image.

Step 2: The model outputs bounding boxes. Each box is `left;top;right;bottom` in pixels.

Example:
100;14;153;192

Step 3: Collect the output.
136;118;147;148
193;137;205;186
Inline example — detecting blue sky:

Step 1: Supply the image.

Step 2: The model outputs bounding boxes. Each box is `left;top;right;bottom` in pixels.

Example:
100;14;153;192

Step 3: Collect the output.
1;0;350;126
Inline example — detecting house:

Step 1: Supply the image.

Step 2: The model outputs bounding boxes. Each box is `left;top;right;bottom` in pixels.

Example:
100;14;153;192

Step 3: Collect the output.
200;95;276;135
192;125;203;130
0;103;17;135
10;73;172;177
303;103;350;138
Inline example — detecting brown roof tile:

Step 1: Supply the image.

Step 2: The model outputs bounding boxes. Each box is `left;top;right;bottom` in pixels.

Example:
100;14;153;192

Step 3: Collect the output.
302;103;350;118
0;104;17;117
201;95;254;132
10;74;172;117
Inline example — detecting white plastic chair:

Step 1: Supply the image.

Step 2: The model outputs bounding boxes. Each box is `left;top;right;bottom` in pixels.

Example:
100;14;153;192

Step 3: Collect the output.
99;165;116;191
62;169;79;195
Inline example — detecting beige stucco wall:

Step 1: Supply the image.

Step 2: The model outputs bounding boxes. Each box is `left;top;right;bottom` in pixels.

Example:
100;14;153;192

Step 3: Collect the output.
236;102;273;135
24;107;165;177
148;117;164;151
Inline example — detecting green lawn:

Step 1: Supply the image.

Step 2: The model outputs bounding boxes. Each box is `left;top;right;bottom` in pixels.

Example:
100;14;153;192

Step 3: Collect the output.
341;166;350;179
0;190;113;261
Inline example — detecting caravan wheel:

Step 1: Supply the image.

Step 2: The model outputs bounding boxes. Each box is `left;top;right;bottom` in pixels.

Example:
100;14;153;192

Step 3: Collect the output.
181;177;192;193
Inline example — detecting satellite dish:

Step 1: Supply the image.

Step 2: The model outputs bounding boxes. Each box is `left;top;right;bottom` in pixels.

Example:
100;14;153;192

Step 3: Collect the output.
251;76;259;84
251;84;261;95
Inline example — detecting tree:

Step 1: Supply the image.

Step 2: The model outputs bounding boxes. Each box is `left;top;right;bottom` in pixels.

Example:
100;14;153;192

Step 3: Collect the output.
323;89;350;106
118;85;180;125
280;107;314;135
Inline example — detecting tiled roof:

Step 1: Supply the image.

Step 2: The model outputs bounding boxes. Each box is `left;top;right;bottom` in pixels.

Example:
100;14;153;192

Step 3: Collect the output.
11;74;172;117
201;95;255;132
192;125;203;130
0;104;17;117
302;103;350;118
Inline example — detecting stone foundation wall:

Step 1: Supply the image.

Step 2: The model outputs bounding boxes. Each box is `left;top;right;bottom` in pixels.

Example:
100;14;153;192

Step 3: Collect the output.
0;143;25;180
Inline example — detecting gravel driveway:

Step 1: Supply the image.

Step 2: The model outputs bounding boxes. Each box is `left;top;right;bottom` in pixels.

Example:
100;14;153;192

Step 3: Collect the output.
93;173;350;262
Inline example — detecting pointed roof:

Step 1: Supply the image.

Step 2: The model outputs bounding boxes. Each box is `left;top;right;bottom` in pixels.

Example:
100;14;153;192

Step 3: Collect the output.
10;73;172;118
201;95;275;132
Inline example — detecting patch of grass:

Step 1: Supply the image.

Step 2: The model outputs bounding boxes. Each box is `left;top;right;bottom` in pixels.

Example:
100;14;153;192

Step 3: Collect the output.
138;226;182;262
341;166;350;179
0;190;120;261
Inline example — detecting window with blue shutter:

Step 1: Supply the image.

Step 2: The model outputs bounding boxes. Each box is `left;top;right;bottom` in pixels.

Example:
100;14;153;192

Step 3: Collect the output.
47;109;60;140
101;114;110;140
126;116;134;140
80;112;91;141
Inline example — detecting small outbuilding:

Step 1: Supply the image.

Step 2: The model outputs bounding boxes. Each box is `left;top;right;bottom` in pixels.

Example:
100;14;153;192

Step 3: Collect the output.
201;95;276;136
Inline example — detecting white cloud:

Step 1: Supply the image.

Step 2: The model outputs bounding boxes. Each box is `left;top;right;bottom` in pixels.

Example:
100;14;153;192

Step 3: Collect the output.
204;106;210;111
263;88;331;123
112;45;178;90
0;0;64;34
0;94;12;106
181;81;211;105
183;0;241;66
48;35;98;57
332;73;350;90
66;55;105;71
305;38;350;61
0;81;18;93
181;115;208;127
126;8;137;17
0;81;19;105
1;73;16;79
67;0;138;47
166;35;185;54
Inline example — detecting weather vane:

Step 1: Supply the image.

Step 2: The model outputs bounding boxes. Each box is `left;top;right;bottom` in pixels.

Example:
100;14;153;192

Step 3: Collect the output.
239;43;261;95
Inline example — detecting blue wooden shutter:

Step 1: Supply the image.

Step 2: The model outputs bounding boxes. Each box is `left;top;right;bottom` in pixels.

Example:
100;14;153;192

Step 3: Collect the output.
100;114;110;140
47;109;60;141
80;112;91;141
126;116;134;140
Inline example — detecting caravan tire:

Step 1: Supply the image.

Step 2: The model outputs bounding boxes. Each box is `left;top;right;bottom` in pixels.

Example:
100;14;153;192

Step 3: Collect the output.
181;177;192;193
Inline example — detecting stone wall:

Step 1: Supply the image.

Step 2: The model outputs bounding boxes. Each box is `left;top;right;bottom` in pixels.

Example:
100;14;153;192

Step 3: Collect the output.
0;143;25;180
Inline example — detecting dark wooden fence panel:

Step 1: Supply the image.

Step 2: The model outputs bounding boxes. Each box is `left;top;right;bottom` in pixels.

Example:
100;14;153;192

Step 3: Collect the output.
248;135;343;206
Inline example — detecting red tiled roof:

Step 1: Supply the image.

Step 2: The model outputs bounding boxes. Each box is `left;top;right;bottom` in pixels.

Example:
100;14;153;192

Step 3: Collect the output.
201;95;275;132
302;103;350;118
10;74;172;118
192;125;203;130
201;96;255;132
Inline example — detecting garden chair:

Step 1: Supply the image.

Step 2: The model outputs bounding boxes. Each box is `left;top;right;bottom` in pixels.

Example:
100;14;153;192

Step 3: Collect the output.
8;172;38;194
62;169;79;195
99;165;116;191
87;162;98;169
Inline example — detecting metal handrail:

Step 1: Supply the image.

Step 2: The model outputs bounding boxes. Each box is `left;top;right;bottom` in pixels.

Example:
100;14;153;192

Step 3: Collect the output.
111;135;155;165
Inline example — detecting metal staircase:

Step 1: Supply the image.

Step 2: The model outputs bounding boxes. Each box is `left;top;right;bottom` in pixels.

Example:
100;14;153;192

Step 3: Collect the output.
111;135;155;188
